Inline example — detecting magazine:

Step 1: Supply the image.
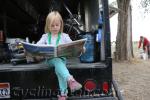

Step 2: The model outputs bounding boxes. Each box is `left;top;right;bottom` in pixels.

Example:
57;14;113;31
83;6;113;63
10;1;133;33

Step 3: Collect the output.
21;38;87;58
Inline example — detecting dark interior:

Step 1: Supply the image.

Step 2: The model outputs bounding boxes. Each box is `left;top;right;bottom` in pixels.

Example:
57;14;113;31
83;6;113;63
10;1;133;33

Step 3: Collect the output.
0;0;81;42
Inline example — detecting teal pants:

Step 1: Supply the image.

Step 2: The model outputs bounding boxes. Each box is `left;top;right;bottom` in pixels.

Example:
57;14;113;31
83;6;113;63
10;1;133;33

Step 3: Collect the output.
46;57;71;95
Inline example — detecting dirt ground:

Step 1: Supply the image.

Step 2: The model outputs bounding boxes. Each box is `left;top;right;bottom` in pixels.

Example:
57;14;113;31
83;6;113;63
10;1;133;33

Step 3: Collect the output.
112;44;150;100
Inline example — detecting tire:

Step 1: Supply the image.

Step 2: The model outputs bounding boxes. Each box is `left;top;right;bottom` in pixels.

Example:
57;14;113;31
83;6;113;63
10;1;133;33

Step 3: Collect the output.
64;23;82;40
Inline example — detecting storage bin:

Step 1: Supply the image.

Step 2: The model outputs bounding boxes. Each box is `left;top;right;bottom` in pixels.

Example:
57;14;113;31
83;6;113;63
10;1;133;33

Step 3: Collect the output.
80;32;100;63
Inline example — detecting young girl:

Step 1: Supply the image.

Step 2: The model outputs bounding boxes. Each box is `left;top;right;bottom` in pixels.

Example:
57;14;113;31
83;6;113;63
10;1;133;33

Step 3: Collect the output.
36;11;82;100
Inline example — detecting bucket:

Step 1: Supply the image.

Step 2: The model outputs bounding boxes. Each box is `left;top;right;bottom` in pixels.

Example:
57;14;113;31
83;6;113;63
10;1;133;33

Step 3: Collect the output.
142;52;148;60
80;32;100;63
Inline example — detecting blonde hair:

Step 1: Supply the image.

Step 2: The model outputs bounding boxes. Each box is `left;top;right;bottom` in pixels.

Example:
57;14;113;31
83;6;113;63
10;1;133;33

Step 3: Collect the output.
44;11;64;33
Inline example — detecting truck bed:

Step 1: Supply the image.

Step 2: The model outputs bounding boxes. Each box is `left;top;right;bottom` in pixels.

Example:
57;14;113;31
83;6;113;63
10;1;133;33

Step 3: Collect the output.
0;58;112;99
0;58;107;72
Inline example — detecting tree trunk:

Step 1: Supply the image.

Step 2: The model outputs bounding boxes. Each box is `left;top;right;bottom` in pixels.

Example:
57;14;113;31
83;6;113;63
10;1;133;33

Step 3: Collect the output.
115;0;133;61
127;5;134;60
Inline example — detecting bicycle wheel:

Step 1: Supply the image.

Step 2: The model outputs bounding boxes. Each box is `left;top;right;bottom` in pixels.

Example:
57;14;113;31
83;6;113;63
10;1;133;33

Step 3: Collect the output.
64;23;81;41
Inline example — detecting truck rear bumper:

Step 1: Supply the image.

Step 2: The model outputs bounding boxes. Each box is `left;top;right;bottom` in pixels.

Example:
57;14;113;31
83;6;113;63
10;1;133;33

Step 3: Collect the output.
25;97;117;100
67;97;117;100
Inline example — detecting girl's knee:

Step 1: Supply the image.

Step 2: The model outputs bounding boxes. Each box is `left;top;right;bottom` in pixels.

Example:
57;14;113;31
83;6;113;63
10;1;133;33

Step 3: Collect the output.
53;57;62;61
53;57;66;64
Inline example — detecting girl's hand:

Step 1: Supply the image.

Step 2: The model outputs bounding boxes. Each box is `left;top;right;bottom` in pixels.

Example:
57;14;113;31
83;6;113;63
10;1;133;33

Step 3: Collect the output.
79;47;86;57
82;47;86;53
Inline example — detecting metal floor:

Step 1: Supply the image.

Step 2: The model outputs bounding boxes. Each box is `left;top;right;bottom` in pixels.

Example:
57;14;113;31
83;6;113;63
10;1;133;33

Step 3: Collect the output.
0;58;106;72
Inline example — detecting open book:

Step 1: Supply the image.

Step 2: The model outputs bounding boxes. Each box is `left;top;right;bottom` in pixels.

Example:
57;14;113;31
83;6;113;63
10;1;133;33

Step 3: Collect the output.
21;38;87;58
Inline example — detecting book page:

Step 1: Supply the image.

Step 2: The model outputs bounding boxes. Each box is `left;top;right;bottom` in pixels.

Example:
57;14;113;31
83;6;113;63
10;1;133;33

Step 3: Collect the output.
21;42;56;57
57;38;87;58
21;38;86;58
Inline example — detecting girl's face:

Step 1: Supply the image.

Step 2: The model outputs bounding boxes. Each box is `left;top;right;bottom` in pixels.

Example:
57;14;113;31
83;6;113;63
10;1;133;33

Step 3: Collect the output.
49;18;61;35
